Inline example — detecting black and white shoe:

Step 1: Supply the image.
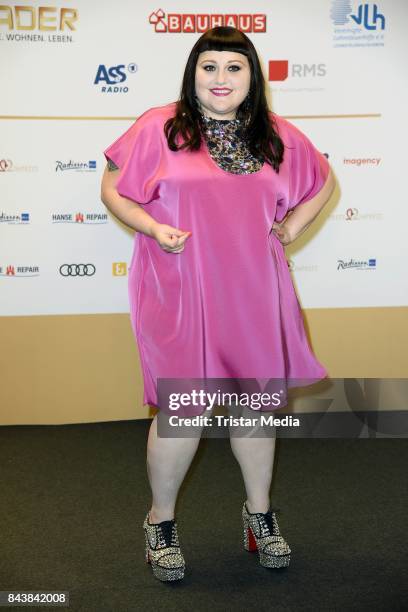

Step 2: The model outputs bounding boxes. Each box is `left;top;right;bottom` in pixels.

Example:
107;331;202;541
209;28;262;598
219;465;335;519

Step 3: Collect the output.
143;512;185;581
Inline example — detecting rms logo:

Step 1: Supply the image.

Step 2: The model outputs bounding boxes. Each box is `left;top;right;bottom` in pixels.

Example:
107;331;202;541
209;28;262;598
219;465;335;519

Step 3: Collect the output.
268;60;326;81
148;9;266;33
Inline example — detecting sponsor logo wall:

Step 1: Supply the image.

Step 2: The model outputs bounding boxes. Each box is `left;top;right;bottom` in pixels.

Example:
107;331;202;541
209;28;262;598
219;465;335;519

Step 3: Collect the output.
1;0;405;315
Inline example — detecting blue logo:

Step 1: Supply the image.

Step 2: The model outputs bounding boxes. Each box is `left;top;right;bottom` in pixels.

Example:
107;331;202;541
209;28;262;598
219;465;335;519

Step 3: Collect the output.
94;65;127;85
55;160;96;172
0;211;30;224
337;257;377;270
94;63;138;94
331;2;385;47
331;0;352;25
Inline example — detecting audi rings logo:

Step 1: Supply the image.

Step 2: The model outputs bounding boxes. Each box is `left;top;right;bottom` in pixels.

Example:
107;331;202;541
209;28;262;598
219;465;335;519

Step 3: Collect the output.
59;263;96;276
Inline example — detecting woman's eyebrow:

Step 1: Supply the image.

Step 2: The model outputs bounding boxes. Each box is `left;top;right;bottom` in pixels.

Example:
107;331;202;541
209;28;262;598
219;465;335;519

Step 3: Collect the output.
199;59;245;64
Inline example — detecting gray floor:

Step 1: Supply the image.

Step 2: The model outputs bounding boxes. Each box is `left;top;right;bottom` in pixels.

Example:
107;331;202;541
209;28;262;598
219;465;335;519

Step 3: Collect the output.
0;420;407;611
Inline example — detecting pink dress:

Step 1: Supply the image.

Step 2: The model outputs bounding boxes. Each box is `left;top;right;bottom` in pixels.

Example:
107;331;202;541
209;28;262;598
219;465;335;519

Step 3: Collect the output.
104;101;330;412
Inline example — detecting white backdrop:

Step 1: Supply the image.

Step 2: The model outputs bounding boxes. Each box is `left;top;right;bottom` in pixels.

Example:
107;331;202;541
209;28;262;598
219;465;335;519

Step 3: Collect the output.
1;0;407;316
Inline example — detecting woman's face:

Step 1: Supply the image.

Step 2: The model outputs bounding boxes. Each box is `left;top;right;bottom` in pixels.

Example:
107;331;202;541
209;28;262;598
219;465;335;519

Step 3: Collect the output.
195;50;251;120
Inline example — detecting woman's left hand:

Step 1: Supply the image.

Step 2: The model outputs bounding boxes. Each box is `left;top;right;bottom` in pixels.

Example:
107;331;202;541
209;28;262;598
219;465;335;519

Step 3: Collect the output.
271;221;293;246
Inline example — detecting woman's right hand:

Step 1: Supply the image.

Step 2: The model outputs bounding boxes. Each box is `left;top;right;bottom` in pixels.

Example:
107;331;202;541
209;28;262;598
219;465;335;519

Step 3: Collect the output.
150;223;192;253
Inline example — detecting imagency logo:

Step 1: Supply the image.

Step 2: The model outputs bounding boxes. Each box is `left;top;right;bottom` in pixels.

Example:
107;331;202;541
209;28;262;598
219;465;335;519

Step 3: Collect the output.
149;9;266;33
94;63;138;93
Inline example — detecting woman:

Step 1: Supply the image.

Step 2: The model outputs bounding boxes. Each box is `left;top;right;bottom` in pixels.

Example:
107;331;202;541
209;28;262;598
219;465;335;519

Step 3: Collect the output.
101;26;335;582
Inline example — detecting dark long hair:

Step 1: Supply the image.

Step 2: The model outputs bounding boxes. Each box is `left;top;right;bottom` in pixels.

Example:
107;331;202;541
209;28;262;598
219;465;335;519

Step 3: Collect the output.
164;27;284;173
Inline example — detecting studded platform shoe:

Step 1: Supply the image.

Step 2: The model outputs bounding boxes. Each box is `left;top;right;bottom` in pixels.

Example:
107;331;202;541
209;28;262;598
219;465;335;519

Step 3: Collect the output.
242;502;291;568
143;512;185;581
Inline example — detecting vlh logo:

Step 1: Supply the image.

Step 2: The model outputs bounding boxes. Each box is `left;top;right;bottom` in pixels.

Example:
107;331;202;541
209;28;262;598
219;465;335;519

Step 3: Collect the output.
330;1;385;30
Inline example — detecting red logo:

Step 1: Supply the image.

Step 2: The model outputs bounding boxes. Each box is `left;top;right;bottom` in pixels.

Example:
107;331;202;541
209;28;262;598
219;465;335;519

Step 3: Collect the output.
268;61;288;81
149;9;266;33
6;265;15;275
75;213;84;223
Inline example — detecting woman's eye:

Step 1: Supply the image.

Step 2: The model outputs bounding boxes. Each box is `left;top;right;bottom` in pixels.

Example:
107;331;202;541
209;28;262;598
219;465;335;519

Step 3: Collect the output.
202;65;241;72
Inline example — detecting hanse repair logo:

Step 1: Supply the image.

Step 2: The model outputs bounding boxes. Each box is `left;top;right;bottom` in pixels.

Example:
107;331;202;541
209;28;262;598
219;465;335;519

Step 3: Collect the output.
330;1;386;48
94;63;138;93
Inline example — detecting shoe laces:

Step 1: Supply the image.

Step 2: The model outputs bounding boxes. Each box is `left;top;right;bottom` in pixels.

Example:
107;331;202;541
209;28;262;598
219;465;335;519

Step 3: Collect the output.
155;520;178;548
259;508;280;537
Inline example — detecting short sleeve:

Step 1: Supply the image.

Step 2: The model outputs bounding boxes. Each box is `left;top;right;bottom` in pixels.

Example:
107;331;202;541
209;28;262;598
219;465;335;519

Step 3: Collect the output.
103;109;163;205
285;120;330;211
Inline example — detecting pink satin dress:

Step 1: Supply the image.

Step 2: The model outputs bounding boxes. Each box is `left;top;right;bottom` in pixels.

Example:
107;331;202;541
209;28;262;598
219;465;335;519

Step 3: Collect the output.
104;101;330;411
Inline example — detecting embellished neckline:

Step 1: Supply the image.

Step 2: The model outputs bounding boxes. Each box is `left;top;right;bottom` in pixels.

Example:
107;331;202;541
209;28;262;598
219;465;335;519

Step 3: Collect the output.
198;110;264;175
200;113;241;125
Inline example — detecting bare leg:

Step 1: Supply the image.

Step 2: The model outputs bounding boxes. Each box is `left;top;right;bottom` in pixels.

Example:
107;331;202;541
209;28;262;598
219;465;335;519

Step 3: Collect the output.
229;409;276;514
147;414;202;523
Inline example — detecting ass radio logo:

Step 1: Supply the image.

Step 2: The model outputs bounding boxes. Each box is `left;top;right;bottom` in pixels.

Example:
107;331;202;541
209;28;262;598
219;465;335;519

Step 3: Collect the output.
94;63;138;94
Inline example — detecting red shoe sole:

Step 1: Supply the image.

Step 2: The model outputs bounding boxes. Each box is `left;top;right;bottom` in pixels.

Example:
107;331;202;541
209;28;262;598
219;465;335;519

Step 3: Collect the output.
247;527;258;552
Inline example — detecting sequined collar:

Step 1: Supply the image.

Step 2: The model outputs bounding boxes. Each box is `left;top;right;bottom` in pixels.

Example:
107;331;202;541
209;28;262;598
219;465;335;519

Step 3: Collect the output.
198;111;263;175
199;113;241;129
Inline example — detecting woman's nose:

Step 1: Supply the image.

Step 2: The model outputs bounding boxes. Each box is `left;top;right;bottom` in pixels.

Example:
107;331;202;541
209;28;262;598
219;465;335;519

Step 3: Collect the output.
214;69;228;84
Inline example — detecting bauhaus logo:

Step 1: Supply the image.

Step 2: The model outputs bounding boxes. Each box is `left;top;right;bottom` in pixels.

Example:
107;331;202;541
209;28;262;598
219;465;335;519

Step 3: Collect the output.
148;9;266;33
